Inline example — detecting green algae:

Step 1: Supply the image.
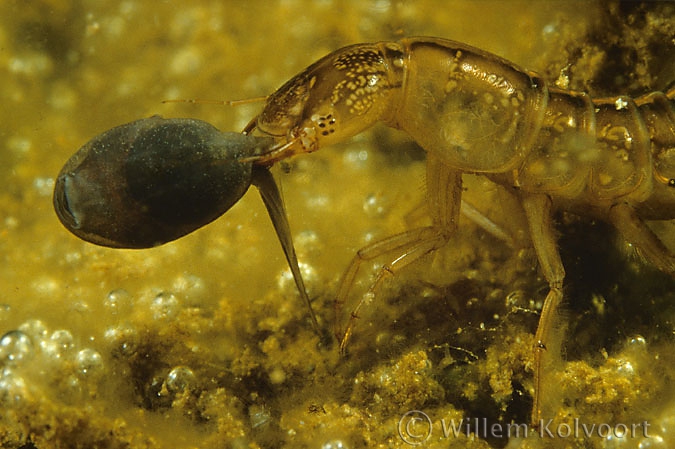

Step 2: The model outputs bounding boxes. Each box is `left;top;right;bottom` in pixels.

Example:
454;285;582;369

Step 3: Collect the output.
0;1;674;449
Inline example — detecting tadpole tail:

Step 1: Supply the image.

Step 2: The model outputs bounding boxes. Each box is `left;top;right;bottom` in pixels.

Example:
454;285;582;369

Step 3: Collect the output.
251;166;322;336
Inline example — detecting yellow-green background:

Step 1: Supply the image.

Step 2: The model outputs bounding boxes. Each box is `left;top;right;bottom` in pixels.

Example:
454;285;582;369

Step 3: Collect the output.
1;1;674;448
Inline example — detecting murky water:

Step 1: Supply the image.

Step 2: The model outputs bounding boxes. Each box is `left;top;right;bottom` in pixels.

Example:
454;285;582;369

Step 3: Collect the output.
1;1;674;448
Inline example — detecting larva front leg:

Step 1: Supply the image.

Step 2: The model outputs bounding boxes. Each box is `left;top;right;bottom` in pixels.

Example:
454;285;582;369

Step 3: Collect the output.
335;155;462;352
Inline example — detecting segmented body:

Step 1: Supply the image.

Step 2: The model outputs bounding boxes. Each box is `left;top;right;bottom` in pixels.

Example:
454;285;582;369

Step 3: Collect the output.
244;37;675;423
250;37;675;213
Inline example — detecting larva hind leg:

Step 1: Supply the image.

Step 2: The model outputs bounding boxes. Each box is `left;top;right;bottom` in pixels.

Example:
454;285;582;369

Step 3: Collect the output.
609;203;675;276
460;198;517;247
335;155;462;353
520;193;566;427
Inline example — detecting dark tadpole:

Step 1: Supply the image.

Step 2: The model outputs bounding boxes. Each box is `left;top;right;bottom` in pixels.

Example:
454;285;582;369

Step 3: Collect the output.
53;116;269;248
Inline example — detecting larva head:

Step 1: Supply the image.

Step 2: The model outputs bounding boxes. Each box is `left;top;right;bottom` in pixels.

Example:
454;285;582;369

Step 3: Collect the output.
253;42;404;161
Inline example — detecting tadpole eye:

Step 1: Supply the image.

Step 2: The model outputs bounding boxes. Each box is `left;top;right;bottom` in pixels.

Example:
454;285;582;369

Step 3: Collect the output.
53;173;79;230
53;116;274;248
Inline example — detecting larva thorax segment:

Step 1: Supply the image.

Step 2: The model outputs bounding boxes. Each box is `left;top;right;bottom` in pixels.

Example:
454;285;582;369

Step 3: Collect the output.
515;89;598;199
393;37;549;173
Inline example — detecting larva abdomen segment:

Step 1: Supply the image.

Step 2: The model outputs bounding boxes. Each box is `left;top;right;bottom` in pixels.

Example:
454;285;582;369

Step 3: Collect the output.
636;88;675;184
518;91;654;203
395;37;549;174
518;86;675;206
589;96;651;201
516;90;597;198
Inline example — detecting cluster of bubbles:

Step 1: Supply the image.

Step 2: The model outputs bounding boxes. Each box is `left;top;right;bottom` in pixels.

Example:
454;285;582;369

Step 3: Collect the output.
100;287;199;408
0;268;265;447
0;286;203;414
0;319;104;406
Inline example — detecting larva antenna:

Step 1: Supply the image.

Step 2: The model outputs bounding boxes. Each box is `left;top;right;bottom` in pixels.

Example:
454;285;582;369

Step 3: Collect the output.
162;96;268;106
162;97;269;135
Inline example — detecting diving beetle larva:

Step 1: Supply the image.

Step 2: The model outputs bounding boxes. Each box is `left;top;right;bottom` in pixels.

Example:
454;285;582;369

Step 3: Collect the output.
240;37;675;424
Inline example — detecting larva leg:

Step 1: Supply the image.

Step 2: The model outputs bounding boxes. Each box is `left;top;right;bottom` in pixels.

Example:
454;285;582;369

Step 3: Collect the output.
520;194;565;427
461;199;516;247
336;155;461;353
609;203;675;276
334;227;450;351
403;198;516;247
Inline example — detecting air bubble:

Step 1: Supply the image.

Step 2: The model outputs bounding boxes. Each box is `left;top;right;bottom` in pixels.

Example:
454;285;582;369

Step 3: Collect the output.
103;289;133;315
294;230;323;258
638;435;665;448
322;440;348;449
363;192;389;218
277;262;318;296
172;274;206;306
103;324;138;356
40;329;74;360
0;368;28;405
151;292;180;320
64;374;82;398
18;319;48;340
33;177;54;197
51;329;74;347
0;305;10;325
629;335;646;347
0;331;34;366
76;348;103;376
169;46;203;75
343;148;370;169
32;277;60;295
617;361;635;380
7;135;33;154
165;366;195;394
69;301;90;314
